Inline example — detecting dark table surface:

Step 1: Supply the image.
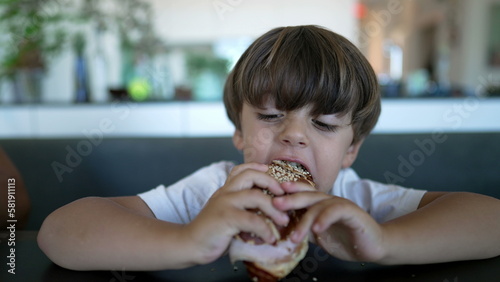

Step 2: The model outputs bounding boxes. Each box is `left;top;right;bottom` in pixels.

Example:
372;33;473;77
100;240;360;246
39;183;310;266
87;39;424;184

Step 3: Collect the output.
1;231;499;282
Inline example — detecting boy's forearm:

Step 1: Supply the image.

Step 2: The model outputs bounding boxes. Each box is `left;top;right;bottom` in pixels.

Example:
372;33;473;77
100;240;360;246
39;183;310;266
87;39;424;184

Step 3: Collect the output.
38;197;198;271
379;192;500;265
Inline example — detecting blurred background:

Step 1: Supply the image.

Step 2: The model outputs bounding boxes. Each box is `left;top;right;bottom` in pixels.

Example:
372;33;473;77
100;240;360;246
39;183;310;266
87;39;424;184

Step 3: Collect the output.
0;0;499;137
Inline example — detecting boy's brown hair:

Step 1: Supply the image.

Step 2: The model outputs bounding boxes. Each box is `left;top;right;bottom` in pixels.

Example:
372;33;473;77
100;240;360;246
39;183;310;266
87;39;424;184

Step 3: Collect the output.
223;25;380;144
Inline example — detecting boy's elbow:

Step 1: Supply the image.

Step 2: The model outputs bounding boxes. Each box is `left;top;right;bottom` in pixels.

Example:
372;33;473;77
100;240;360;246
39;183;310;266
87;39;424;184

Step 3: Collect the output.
37;215;62;267
37;212;79;270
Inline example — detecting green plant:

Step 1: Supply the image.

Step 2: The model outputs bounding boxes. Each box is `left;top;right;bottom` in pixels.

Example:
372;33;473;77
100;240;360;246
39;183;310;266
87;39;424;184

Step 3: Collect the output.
186;52;229;77
0;0;164;79
0;0;73;77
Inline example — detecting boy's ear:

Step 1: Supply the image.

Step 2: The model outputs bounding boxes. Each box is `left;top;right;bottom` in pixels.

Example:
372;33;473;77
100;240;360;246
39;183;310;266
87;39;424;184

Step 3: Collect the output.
341;139;364;168
232;129;244;151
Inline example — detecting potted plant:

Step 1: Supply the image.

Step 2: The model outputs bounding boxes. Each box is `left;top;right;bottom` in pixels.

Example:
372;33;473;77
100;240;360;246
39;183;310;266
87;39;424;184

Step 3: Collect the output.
0;0;70;103
186;51;229;101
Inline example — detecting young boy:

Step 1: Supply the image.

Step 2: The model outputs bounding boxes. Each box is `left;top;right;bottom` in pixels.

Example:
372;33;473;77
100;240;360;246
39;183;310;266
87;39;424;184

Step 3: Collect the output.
38;25;500;271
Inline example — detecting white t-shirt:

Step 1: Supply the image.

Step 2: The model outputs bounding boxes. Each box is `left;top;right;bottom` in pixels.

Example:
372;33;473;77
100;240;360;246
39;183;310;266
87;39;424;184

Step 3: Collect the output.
138;161;426;224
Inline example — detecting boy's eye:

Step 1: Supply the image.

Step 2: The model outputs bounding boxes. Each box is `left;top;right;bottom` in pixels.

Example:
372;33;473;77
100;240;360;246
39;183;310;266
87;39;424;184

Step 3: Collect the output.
312;119;338;132
257;113;283;121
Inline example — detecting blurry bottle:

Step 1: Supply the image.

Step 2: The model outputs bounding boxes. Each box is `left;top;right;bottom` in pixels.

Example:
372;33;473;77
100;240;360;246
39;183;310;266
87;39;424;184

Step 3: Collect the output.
74;33;91;103
91;24;109;103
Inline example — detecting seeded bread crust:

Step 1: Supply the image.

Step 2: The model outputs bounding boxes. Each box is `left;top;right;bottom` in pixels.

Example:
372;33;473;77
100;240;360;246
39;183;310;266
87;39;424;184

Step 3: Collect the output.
267;160;315;187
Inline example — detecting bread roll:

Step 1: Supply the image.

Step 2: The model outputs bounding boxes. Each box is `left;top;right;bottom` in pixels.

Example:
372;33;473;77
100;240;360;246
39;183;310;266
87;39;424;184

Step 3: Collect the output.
229;160;315;281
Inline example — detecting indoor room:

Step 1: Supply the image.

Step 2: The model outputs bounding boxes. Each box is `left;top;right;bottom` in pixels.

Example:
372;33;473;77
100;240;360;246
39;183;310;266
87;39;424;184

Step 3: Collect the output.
1;0;499;281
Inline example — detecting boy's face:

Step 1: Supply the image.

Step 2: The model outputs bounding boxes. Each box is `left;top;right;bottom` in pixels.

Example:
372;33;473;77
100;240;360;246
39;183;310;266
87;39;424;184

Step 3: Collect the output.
233;99;363;193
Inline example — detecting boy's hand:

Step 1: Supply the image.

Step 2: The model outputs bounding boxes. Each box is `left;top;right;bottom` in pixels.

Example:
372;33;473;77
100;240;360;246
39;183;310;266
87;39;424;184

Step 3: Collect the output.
185;163;290;265
273;182;387;263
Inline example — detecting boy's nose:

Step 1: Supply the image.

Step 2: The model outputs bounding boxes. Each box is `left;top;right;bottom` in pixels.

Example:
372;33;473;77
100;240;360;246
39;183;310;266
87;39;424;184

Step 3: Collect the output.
279;120;308;148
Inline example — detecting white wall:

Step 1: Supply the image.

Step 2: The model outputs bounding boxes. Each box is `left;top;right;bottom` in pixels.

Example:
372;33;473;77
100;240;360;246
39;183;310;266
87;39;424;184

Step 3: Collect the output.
150;0;357;44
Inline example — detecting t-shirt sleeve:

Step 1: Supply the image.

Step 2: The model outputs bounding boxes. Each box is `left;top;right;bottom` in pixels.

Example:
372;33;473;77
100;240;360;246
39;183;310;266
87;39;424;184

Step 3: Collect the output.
333;168;427;223
138;161;234;224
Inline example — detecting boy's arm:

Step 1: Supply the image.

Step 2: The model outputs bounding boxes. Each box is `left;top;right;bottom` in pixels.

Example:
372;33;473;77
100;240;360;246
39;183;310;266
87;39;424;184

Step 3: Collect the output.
275;183;500;265
38;163;289;271
37;196;199;271
380;191;500;264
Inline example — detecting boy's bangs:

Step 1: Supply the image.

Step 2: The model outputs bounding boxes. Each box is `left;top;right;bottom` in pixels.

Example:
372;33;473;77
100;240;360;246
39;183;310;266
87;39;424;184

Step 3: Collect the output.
242;27;358;118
